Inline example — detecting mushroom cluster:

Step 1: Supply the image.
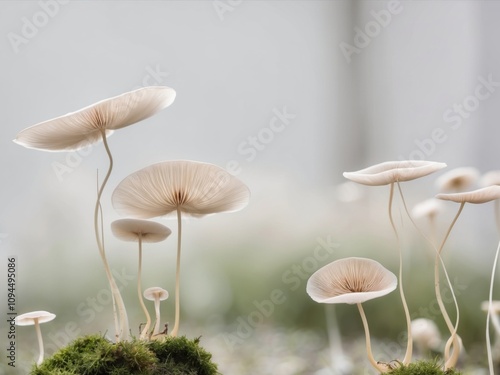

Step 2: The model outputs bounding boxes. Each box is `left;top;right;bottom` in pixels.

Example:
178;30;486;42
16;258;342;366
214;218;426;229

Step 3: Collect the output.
310;161;500;373
13;86;250;365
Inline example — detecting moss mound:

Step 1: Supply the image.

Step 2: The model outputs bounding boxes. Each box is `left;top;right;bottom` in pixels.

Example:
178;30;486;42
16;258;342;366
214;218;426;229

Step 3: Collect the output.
386;360;461;375
31;334;219;375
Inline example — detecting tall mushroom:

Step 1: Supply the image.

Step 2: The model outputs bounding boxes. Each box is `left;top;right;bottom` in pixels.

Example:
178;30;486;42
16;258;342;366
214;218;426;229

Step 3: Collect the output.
343;160;446;364
111;160;250;337
13;86;176;342
111;219;171;340
15;311;56;365
306;257;397;373
144;287;169;337
436;185;500;371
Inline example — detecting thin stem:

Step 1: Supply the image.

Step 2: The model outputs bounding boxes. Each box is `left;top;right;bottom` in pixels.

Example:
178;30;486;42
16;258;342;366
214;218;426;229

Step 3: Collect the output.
487;238;500;374
357;303;388;373
170;207;182;337
154;299;161;335
388;182;412;365
395;182;461;369
93;129;129;341
138;234;151;340
34;319;44;365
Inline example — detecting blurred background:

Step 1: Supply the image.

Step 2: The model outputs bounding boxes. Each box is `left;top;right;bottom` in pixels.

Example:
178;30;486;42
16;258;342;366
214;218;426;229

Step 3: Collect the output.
1;1;500;374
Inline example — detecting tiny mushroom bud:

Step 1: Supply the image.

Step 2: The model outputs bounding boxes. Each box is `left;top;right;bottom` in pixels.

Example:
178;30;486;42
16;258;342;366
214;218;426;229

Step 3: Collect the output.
144;287;169;336
15;311;56;365
411;318;442;355
307;257;397;372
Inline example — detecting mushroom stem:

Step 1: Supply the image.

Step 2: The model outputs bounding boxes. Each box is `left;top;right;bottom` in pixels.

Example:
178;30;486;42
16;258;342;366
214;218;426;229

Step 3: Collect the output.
153;297;162;335
170;207;182;337
357;303;388;373
34;319;44;365
94;129;129;342
388;182;413;365
436;202;464;369
137;234;151;340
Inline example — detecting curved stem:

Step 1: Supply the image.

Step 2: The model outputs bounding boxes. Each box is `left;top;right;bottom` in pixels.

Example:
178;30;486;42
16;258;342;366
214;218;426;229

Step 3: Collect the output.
138;234;151;340
395;182;461;369
487;238;500;374
170;207;182;337
435;202;464;369
34;319;44;365
357;303;388;373
388;182;412;365
154;299;161;335
93;129;129;341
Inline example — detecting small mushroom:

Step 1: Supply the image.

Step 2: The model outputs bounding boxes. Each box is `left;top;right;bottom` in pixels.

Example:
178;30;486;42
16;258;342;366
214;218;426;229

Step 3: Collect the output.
411;318;442;356
144;287;169;336
111;219;171;340
412;198;445;248
307;257;397;373
435;167;479;192
343;160;446;365
112;160;250;337
15;311;56;365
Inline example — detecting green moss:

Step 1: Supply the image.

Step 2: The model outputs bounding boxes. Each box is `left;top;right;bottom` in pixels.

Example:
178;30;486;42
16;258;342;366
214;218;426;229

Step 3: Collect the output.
31;334;219;375
385;360;461;375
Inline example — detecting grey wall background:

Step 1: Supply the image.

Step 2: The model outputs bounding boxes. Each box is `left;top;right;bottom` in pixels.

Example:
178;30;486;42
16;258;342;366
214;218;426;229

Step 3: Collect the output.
2;1;500;374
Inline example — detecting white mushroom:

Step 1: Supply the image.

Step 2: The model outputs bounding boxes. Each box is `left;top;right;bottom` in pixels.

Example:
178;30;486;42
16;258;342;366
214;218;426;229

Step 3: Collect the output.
112;160;250;337
144;287;169;336
343;160;446;365
13;86;176;342
15;311;56;365
307;257;397;373
435;167;479;193
111;219;171;340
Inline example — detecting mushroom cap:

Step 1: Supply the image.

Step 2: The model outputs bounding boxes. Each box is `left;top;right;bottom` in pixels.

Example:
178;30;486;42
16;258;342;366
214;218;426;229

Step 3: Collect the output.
15;311;56;326
343;160;447;186
111;219;171;243
14;86;176;152
144;287;169;301
479;170;500;187
306;257;397;304
411;318;441;350
111;160;250;218
435;167;479;192
412;198;444;219
436;185;500;204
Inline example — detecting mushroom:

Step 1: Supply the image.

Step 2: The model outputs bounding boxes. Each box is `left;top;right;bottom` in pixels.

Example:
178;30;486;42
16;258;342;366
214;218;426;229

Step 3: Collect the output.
111;160;250;337
412;198;445;248
14;86;176;342
111;219;171;340
306;257;397;373
343;160;446;365
15;311;56;365
144;287;169;336
436;185;500;371
411;318;442;357
435;167;479;192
